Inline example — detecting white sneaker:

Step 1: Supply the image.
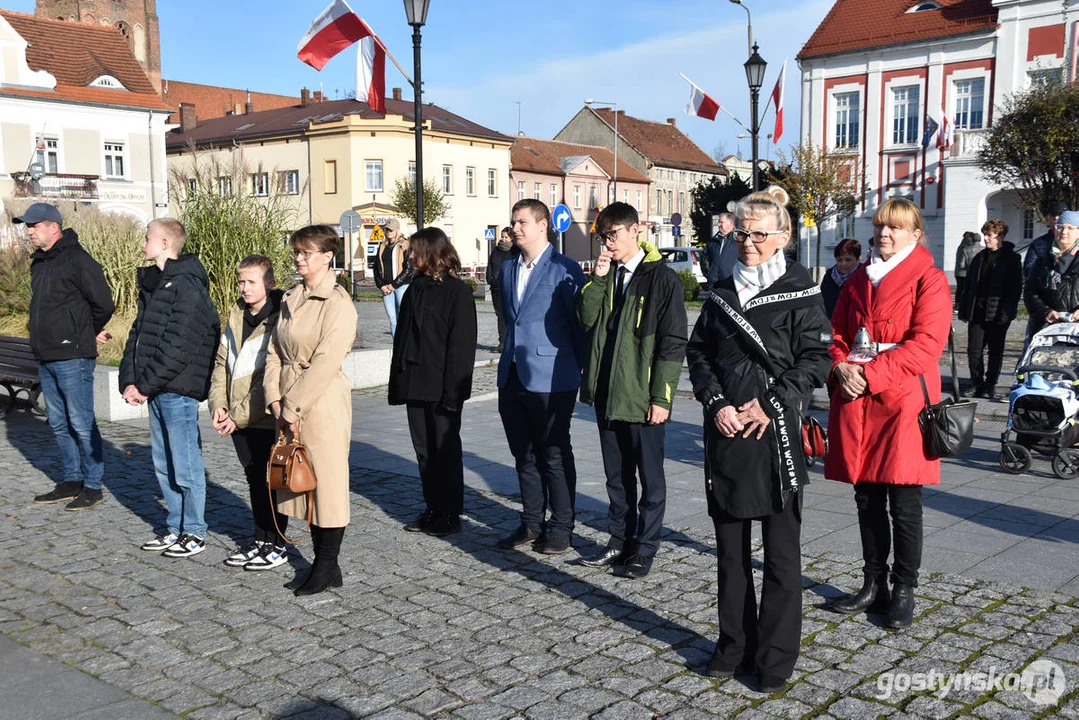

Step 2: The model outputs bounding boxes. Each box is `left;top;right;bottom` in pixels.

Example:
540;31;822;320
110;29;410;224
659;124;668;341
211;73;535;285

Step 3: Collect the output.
162;534;206;558
244;543;287;571
141;532;178;552
224;541;263;567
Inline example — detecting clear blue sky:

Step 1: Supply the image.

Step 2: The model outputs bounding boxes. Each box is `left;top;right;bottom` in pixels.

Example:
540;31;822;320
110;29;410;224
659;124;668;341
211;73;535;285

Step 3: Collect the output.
8;0;834;162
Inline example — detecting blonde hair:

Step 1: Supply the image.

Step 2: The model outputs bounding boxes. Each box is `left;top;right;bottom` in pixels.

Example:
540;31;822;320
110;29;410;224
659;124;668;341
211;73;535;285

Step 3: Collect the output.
873;198;927;244
148;217;186;251
735;185;792;246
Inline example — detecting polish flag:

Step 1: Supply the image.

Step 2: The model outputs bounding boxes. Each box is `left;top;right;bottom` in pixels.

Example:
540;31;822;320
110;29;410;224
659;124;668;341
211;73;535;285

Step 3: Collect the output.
936;107;953;151
297;0;368;70
682;77;719;120
356;32;386;113
770;59;787;144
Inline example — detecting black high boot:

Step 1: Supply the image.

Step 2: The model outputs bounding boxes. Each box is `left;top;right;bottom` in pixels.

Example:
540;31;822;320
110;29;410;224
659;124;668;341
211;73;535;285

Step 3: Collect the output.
294;526;344;596
284;525;318;590
831;574;890;614
887;582;915;628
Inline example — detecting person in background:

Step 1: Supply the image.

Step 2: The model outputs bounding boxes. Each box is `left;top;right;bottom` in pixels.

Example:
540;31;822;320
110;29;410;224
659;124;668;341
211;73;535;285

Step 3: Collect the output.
487;226;515;352
819;238;862;318
374;218;411;337
705;212;737;288
21;203;115;512
1024;211;1079;337
953;231;982;308
209;254;290;571
958;220;1022;401
390;227;478;537
265;225;357;596
1023;201;1068;280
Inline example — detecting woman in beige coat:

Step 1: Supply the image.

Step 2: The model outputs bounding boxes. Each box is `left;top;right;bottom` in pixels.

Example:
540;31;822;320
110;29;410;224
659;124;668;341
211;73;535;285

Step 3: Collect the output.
265;225;357;596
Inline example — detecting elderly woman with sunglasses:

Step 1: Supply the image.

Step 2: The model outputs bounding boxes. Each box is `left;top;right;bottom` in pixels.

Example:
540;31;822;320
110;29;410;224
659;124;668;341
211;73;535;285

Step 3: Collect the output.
1024;210;1079;337
687;185;831;694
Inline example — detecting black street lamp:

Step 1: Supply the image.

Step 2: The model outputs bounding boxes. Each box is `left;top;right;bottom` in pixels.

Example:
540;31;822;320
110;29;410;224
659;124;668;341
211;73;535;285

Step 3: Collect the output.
404;0;431;229
744;43;767;191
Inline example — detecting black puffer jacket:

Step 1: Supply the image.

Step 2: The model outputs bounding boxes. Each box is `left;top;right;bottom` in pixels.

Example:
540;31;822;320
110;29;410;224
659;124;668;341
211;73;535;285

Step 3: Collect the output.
119;255;220;400
958;242;1023;324
29;229;115;362
687;263;832;519
1024;247;1079;336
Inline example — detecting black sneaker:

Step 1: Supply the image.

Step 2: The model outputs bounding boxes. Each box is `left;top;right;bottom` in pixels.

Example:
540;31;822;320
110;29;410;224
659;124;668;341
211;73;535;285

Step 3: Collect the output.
404;509;437;533
34;481;82;504
162;534;206;558
64;488;103;511
496;525;541;549
423;513;461;537
535;533;572;555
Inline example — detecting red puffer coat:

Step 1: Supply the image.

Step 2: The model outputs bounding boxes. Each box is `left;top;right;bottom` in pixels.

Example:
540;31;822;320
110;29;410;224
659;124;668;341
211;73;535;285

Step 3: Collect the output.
825;243;952;486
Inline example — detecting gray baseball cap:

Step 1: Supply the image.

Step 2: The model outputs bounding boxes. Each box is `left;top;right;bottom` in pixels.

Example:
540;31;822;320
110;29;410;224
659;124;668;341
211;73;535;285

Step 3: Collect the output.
13;203;62;225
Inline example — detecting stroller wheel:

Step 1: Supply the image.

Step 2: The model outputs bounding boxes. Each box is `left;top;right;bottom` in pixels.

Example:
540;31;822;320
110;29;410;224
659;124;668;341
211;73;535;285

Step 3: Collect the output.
1000;444;1032;474
1051;449;1079;479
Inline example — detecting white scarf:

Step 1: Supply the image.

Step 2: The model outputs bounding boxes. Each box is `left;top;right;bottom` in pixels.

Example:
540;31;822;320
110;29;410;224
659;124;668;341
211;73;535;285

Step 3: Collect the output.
734;250;787;307
866;242;918;287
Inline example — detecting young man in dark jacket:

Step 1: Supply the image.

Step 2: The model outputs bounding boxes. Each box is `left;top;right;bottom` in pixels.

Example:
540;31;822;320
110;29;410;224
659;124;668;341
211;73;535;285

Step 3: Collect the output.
120;218;219;558
577;202;688;578
22;203;115;511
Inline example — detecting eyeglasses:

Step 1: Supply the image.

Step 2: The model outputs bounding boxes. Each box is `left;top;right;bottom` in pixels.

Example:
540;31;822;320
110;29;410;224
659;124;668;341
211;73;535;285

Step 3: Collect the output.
597;226;628;244
733;228;786;244
293;248;324;258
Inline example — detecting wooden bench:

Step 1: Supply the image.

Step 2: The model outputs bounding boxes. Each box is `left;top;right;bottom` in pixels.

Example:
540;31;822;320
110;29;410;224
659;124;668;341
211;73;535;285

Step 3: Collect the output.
0;336;45;418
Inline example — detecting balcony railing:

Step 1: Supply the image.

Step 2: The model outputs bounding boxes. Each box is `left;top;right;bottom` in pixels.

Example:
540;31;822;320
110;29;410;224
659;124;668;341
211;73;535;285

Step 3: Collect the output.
12;172;99;200
949;129;990;160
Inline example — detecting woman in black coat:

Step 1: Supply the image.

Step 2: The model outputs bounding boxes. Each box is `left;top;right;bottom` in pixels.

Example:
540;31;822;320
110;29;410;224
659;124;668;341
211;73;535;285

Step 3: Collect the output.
1025;212;1079;338
389;227;478;537
819;238;862;318
958;219;1022;401
686;186;832;694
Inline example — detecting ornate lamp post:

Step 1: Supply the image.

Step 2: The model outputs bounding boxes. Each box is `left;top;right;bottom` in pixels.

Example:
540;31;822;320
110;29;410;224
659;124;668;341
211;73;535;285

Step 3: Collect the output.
404;0;431;229
744;44;767;191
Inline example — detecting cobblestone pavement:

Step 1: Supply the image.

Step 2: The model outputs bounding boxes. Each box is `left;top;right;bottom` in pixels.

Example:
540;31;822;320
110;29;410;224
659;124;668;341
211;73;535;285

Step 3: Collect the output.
3;395;1079;719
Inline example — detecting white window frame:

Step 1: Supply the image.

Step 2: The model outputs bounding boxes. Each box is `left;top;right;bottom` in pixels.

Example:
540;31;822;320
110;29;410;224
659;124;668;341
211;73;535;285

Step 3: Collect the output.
517;180;525;200
249;171;268;197
574;185;581;209
36;136;59;174
533;182;541;200
588;185;597;210
1028;66;1064;88
622;189;628;204
885;80;923;148
487;168;497;197
279;169;300;196
830;88;862;151
408;161;416;186
217;176;232;198
442;164;453;194
1023;208;1036;240
465;166;475;196
103;142;126;179
636;191;642;212
550;183;557;207
364;159;383;192
951;76;986;130
186;177;197;198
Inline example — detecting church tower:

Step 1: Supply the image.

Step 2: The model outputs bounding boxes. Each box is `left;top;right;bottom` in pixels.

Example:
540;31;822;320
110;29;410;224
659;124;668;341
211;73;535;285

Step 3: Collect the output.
34;0;161;93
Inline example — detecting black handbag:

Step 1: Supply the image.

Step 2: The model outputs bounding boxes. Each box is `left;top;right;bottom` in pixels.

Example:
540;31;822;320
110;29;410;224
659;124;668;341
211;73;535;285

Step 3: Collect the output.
918;329;977;459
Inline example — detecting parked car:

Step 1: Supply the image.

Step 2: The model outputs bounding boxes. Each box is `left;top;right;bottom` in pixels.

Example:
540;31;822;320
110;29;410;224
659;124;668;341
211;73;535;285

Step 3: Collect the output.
658;247;706;285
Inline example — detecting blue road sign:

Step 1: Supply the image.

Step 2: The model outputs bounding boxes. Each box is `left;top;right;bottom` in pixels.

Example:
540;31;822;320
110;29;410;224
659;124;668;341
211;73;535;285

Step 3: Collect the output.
671;212;683;226
552;203;572;233
484;228;496;242
672;225;682;237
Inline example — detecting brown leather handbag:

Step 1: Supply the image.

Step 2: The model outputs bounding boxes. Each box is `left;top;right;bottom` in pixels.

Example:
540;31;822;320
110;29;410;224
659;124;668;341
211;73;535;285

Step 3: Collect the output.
267;429;317;544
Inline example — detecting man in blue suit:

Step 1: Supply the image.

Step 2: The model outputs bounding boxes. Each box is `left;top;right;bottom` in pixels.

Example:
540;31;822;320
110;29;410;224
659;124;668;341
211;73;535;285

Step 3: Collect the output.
496;199;587;554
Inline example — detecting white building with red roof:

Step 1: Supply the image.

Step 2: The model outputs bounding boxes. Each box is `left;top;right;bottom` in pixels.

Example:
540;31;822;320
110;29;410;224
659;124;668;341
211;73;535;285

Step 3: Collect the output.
798;0;1077;272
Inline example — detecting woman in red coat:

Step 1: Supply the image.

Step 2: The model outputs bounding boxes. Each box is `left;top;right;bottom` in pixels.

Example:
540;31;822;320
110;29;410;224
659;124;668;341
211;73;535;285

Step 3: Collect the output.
825;198;952;629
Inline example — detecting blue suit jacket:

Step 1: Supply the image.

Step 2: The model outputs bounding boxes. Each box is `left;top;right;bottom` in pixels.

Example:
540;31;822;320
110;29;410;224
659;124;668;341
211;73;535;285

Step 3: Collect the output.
497;244;587;393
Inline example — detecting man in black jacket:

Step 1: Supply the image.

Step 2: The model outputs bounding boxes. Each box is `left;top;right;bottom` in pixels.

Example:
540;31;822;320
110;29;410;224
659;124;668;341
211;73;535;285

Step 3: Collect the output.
22;203;115;511
120;218;219;559
705;213;737;287
487;227;515;352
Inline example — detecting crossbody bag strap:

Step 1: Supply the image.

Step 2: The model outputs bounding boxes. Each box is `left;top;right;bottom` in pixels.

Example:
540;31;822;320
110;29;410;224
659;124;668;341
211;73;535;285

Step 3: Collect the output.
707;291;779;380
919;327;959;408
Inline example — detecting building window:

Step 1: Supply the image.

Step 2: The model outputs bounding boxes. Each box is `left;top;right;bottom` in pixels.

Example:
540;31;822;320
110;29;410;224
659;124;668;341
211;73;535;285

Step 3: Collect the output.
953;78;985;130
588;185;597;210
574;185;581;209
324;160;337;194
834;92;860;149
517;181;525;200
37;137;59;174
465;166;475;196
837;211;856;240
533;182;541;200
442;164;453;194
103;142;125;178
488;168;498;197
278;169;300;195
1023;208;1036;240
217;176;232;198
365;160;383;192
667;191;674;216
678;191;685;214
186;178;197;198
249;172;268;197
408;161;416;186
657;190;663;215
636;191;642;211
1029;68;1064;87
891;85;920;145
550;183;557;207
623;189;628;204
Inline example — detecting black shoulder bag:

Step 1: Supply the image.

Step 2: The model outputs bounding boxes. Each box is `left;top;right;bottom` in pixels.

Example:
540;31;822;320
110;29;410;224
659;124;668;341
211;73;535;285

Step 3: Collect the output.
918;328;977;459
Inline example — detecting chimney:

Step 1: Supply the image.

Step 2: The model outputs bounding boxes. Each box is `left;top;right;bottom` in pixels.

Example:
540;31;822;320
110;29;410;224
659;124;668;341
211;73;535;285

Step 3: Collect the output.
301;88;311;107
392;87;402;101
179;103;196;132
313;90;325;103
666;117;676;126
245;90;254;115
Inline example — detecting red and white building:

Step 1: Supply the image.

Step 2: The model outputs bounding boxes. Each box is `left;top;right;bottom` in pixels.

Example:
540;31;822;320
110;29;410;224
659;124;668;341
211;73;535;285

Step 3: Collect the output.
798;0;1079;273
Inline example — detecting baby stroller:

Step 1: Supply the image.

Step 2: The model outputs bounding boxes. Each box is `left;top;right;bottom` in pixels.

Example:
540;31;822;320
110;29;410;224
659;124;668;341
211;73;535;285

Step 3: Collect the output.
999;322;1079;477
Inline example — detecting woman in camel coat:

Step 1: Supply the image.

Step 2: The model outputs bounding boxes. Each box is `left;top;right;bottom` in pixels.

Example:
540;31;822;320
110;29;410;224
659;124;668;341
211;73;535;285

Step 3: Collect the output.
265;225;357;596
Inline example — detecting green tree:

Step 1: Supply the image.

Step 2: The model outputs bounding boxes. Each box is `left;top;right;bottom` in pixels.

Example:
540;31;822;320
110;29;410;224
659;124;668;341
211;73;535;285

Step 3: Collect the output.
772;144;859;277
977;81;1079;213
389;177;452;226
689;172;752;245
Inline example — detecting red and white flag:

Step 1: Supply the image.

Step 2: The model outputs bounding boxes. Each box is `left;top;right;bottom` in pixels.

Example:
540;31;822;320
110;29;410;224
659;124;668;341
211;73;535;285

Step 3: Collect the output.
682;76;719;120
770;58;787;144
297;0;386;113
356;31;386;114
936;106;953;150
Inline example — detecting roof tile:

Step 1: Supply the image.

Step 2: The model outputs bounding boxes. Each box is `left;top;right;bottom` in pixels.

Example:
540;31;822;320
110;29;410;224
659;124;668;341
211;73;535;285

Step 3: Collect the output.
510;137;650;184
161;80;299;124
590;108;725;176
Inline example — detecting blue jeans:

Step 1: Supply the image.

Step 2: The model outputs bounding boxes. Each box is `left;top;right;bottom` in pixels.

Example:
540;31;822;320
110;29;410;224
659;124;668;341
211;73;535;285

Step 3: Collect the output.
148;393;207;537
382;284;409;336
38;358;104;490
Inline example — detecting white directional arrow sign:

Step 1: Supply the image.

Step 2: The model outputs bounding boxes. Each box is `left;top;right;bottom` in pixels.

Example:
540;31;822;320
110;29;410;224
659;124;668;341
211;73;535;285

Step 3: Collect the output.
552;203;572;233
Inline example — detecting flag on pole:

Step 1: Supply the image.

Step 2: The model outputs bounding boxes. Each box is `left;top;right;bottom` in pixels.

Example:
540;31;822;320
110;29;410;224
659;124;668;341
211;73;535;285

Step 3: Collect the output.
921;115;939;148
936;107;953;151
770;59;786;144
297;0;367;70
682;76;720;120
356;28;386;113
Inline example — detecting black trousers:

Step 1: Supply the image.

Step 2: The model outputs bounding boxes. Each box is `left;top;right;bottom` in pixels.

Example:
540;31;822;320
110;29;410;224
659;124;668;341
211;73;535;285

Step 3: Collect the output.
491;288;506;350
498;365;578;536
231;428;287;543
406;401;464;516
954;277;967;309
711;492;802;681
967;320;1010;390
854;484;923;586
595;397;667;556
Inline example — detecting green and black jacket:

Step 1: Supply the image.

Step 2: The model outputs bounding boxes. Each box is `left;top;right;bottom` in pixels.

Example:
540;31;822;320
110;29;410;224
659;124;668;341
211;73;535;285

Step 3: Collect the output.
578;241;688;422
